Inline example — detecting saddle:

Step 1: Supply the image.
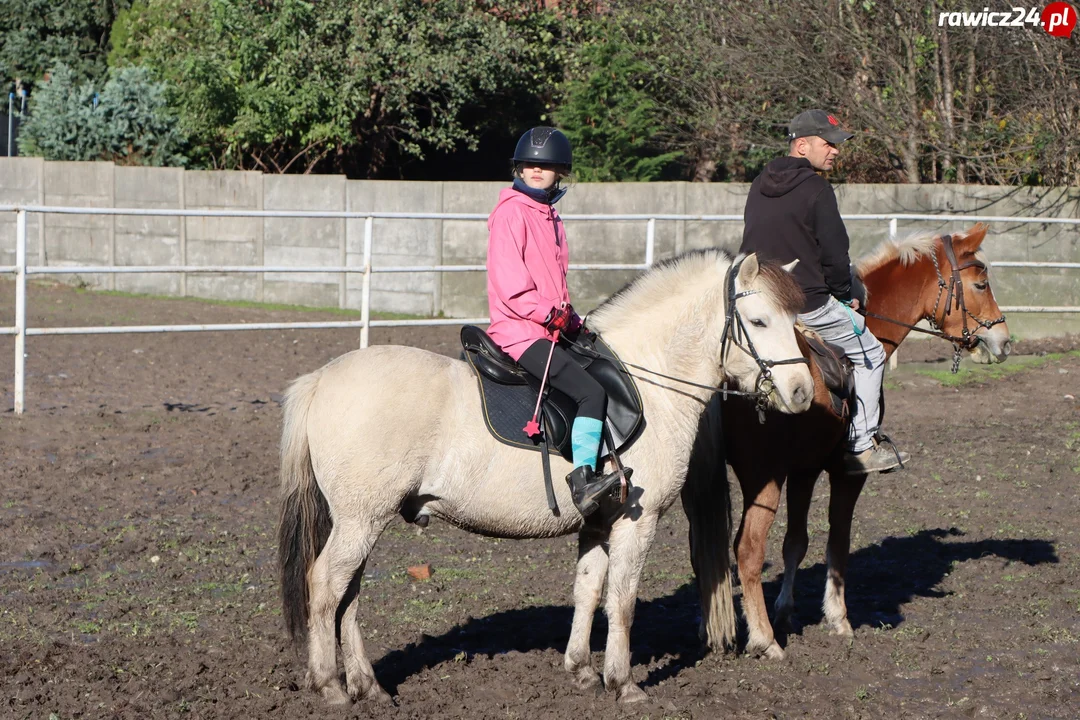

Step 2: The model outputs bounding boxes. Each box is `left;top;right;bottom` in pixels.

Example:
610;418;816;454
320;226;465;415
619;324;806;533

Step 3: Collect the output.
798;326;856;421
460;326;644;464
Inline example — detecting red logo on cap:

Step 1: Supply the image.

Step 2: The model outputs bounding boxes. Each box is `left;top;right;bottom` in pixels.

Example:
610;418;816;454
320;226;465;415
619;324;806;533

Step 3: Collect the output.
827;115;839;126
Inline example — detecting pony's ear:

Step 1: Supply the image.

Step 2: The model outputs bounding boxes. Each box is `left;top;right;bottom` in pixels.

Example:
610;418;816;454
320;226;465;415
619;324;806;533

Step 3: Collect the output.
738;253;760;286
781;259;799;274
954;222;988;255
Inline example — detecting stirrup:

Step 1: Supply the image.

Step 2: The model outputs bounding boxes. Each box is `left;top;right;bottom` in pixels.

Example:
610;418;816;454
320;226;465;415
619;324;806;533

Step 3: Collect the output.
873;432;908;473
566;466;632;517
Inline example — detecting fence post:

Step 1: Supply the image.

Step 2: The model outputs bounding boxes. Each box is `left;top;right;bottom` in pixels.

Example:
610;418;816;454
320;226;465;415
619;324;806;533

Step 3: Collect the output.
14;209;27;414
888;217;898;240
645;218;655;267
360;216;373;348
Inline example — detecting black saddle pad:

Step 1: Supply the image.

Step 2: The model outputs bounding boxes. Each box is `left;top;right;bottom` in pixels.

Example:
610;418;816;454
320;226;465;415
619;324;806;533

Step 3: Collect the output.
461;326;644;462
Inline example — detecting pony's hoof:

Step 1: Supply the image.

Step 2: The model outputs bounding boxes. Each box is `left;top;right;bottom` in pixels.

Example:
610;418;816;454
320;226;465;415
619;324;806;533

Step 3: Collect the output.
750;641;786;661
572;668;601;691
368;684;394;704
617;684;648;704
774;609;795;631
763;642;787;661
320;683;352;706
829;620;854;638
350;680;393;705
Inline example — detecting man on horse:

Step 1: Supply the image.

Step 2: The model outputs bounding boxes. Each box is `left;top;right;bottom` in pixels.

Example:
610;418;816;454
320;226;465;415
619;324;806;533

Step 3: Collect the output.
740;109;910;475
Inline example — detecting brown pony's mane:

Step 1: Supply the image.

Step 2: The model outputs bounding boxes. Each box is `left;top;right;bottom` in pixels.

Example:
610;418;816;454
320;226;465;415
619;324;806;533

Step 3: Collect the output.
855;226;989;278
854;232;939;276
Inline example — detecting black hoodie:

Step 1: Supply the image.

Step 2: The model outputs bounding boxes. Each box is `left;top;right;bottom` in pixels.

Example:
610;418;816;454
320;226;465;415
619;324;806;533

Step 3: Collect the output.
740;156;852;313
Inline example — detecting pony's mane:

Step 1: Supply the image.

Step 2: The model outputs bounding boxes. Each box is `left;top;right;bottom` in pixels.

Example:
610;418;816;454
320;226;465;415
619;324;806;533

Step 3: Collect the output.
595;248;731;316
757;262;806;315
855;232;939;275
592;247;803;320
855;228;989;279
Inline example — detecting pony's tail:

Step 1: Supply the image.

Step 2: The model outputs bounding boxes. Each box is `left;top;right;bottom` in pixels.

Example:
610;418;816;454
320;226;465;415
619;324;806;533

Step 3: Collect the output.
277;369;332;645
681;396;737;652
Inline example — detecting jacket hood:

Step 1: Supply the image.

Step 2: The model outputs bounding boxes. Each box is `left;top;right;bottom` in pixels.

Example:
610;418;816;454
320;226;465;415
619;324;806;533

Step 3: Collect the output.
759;157;820;198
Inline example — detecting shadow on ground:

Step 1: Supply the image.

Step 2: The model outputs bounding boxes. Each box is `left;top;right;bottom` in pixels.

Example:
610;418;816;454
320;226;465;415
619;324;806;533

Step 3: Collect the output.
371;528;1057;694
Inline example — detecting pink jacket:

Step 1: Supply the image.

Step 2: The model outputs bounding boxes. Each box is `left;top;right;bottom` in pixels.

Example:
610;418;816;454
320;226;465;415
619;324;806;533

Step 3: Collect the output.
486;187;569;360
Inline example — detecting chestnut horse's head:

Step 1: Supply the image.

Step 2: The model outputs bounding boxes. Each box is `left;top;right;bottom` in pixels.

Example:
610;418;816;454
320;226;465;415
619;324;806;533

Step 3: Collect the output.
931;224;1011;364
857;223;1011;365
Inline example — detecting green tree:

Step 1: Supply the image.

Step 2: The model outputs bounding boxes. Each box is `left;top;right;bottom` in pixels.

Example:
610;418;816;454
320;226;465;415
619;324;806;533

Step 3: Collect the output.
20;62;186;165
0;0;131;92
554;34;681;181
110;0;584;176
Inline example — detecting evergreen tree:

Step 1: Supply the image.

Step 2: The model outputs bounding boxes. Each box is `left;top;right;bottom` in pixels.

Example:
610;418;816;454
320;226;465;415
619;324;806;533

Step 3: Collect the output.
20;62;186;165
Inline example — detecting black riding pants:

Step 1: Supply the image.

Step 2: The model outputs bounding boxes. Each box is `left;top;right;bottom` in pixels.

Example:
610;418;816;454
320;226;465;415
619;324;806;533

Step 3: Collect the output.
518;339;606;422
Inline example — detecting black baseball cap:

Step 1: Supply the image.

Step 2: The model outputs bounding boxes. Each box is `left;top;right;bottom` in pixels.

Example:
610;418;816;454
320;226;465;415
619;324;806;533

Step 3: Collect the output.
787;109;854;144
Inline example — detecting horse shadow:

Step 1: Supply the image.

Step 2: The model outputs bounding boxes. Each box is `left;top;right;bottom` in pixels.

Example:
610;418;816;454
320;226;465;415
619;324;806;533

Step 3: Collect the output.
372;584;704;696
371;528;1056;694
767;527;1058;646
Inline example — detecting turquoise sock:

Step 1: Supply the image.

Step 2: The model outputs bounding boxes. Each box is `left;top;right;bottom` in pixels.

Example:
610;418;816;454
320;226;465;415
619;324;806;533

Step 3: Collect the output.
571;417;603;471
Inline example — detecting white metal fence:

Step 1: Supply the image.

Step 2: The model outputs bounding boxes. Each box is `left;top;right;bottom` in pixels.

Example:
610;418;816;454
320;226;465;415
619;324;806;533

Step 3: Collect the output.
3;205;1079;415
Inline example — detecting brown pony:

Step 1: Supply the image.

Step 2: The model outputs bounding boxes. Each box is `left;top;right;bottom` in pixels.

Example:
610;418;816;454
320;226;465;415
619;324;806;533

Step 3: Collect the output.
684;223;1011;658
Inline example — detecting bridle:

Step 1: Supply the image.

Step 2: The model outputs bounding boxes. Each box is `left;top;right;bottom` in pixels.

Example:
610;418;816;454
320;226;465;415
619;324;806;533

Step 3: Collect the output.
571;256;808;420
858;233;1006;373
718;255;809;420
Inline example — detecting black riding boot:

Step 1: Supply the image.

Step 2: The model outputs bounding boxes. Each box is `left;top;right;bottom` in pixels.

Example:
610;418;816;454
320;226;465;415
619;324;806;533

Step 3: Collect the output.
565;465;633;517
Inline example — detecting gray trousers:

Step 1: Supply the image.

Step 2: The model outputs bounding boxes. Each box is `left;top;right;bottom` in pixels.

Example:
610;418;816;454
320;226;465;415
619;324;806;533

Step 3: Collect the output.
798;297;887;453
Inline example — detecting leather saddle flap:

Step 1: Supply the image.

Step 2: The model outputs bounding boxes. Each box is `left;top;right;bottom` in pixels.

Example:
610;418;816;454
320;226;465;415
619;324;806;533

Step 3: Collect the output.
460;326;644;462
800;327;855;406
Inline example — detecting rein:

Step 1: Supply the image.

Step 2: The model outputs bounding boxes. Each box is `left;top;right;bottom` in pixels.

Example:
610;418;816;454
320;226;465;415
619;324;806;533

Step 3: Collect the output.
573;256;808;420
857;233;1006;373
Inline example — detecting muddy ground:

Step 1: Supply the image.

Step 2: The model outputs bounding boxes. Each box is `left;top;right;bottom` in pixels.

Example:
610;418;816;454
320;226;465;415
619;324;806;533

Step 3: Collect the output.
1;281;1078;719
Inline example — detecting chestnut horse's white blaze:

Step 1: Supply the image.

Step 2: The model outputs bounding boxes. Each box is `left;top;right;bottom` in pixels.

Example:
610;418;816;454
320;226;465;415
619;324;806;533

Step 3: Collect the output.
278;250;813;705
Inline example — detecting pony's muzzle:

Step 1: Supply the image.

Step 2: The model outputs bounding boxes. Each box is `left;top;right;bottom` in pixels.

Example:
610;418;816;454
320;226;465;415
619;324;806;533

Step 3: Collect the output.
791;380;812;410
971;326;1011;364
769;367;814;414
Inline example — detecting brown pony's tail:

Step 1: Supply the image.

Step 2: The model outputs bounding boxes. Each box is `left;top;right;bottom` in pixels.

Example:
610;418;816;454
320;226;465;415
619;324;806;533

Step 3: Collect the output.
278;369;332;645
681;395;737;652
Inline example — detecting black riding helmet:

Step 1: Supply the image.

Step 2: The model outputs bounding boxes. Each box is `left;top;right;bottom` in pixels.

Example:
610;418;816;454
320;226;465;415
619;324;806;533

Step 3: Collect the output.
512;127;572;170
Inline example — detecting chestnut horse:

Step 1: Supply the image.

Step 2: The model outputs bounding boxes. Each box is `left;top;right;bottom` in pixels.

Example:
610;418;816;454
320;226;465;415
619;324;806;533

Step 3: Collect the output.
684;224;1011;658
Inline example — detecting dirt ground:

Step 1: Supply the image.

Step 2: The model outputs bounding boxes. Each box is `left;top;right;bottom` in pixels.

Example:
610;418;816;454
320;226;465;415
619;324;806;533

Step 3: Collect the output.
2;280;1078;720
